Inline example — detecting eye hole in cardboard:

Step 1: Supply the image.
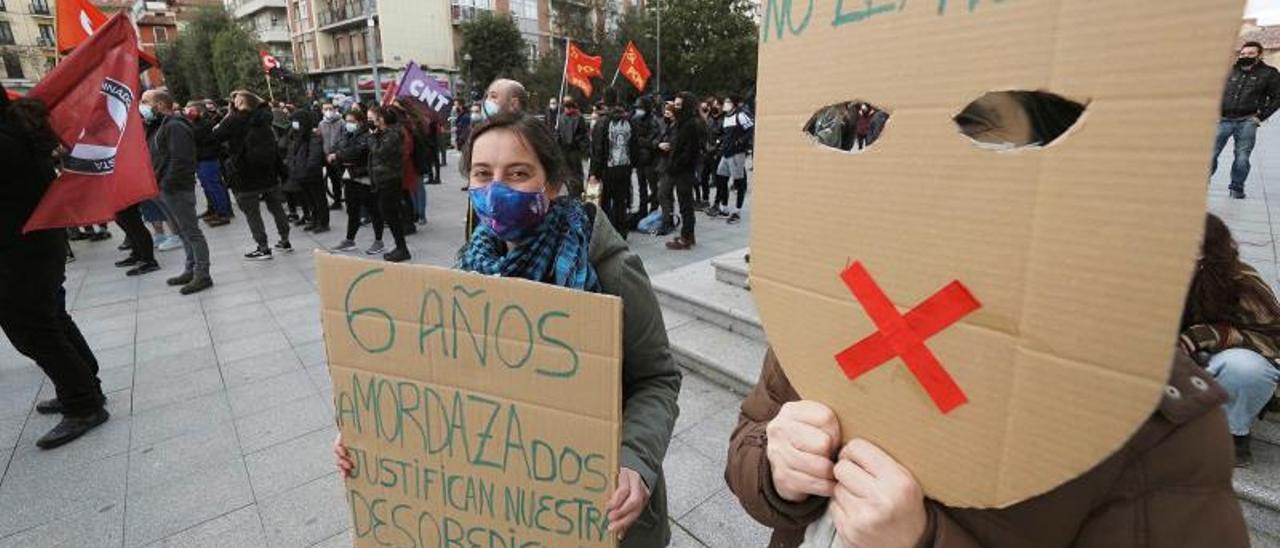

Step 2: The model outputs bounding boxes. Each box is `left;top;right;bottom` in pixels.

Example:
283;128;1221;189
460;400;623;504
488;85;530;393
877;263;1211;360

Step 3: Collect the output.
954;91;1087;151
803;101;890;153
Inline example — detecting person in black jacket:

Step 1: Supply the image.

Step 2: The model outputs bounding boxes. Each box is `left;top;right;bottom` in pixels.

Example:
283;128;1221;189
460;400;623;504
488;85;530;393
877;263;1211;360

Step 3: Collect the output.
588;90;640;237
329;111;385;254
0;85;110;449
143;89;213;295
1212;41;1280;199
555;97;591;198
188;102;232;225
631;96;661;214
709;95;754;224
213;91;292;260
288;110;329;233
664;93;703;250
367;105;411;263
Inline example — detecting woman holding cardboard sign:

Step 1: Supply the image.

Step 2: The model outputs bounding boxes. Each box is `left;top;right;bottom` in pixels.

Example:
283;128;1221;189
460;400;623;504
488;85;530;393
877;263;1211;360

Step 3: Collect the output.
336;112;682;546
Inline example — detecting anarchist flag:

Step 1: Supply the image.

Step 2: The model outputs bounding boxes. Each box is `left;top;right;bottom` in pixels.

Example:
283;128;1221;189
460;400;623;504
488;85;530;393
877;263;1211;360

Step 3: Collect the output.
24;14;158;233
618;41;652;92
566;42;603;97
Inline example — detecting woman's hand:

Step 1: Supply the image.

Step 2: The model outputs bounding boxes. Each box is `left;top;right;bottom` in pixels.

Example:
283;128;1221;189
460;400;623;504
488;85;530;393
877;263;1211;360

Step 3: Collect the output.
334;433;353;478
830;439;927;548
765;400;841;502
606;467;650;539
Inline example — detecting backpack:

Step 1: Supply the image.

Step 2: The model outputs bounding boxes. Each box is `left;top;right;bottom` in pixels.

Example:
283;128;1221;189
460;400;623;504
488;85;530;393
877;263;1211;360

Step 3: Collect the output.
241;123;279;175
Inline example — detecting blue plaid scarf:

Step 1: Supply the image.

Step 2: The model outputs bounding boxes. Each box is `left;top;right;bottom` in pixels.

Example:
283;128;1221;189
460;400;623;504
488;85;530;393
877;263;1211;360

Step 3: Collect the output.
456;197;602;292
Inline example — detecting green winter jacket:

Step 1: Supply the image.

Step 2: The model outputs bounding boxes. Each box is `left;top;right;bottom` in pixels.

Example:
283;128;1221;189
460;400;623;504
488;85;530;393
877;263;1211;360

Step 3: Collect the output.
587;206;683;547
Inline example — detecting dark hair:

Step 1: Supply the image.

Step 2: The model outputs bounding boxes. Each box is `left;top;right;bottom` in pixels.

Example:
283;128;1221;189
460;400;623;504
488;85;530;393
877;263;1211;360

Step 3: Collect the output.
1182;213;1280;334
1008;91;1086;145
367;104;398;126
460;113;568;190
3;97;59;155
1242;41;1265;54
393;96;432;131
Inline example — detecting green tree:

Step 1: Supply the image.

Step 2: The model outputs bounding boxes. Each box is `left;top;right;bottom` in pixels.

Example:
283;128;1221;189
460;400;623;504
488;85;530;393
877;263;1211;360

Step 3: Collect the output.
612;0;758;98
458;12;529;99
157;6;269;103
211;22;267;100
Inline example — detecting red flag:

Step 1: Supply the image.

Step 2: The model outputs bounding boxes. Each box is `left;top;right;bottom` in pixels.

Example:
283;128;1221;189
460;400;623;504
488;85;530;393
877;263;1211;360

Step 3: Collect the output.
56;0;109;53
618;41;652;92
24;14;158;233
565;42;603;97
260;50;280;73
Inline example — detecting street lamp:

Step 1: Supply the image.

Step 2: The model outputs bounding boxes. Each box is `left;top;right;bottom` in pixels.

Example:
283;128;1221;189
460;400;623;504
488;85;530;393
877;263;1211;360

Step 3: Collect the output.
463;52;474;101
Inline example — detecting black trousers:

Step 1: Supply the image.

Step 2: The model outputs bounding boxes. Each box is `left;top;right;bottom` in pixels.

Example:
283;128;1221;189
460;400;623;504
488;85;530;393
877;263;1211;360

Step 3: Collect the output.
344;181;383;241
377;185;407;249
303;179;330;228
672;171;697;238
636;165;659;214
326;164;344;203
601;165;633;237
115;203;155;264
0;230;104;416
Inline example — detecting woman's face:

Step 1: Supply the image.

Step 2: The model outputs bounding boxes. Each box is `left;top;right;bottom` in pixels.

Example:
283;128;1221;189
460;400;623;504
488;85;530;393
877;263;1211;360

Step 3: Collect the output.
468;129;554;198
367;113;382;129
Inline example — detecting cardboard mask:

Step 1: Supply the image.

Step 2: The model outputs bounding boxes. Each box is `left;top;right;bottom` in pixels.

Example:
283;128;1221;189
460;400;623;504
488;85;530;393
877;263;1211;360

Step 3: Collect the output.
750;0;1245;508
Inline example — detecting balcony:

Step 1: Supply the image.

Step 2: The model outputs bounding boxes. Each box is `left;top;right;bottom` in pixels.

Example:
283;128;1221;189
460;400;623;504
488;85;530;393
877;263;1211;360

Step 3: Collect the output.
36;36;53;48
29;0;50;16
316;0;376;30
323;50;368;70
232;0;285;19
256;26;290;44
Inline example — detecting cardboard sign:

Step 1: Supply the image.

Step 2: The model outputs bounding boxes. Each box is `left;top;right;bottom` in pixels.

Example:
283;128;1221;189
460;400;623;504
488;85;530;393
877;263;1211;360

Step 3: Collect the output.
750;0;1245;508
316;253;622;546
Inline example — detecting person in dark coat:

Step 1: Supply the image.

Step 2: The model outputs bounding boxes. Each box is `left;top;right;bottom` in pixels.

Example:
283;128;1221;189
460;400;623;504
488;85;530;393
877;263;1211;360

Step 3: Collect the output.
0;85;111;449
188;102;232;225
630;96;661;214
588;91;640;237
328;111;385;254
555;97;590;198
1212;41;1280;199
663;93;703;250
366;105;411;263
212;90;292;260
143;89;212;295
287;109;328;233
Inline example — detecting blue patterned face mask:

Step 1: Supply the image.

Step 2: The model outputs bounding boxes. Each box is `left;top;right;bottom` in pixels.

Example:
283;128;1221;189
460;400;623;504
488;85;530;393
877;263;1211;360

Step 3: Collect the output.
469;181;550;241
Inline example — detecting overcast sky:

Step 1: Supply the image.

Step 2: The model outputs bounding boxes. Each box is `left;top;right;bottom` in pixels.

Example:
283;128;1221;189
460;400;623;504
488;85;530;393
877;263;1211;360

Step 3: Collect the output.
1249;0;1280;25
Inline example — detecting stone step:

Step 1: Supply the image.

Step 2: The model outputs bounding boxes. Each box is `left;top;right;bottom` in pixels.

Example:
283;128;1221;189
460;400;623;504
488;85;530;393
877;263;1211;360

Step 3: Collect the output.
651;258;765;343
1257;415;1280;448
1235;440;1280;540
711;250;751;290
663;309;766;396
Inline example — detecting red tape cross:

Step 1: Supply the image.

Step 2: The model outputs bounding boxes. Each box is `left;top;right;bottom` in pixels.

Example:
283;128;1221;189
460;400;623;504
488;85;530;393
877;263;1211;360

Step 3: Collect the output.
835;262;981;413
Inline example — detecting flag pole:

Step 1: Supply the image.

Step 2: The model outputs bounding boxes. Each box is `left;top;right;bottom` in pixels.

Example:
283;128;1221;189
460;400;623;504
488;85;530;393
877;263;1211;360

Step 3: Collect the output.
265;72;275;103
555;36;569;131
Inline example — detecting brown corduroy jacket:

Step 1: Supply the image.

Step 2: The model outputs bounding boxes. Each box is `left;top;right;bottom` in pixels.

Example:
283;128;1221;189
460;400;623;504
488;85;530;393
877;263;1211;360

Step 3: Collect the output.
725;349;1248;548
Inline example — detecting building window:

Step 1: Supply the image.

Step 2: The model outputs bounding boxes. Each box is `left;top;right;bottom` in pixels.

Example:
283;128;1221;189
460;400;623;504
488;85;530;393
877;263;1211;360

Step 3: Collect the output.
153;26;168;42
3;52;22;79
30;0;49;15
0;1;7;12
0;22;14;45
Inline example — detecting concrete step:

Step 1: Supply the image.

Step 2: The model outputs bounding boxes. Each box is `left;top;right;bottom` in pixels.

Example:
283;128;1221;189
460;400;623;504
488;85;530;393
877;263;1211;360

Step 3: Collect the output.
711;249;751;290
651;257;765;343
1235;440;1280;540
663;309;766;396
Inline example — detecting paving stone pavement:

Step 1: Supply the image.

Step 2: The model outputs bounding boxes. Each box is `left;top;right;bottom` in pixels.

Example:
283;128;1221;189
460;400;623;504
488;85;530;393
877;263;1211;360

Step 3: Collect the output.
0;152;762;547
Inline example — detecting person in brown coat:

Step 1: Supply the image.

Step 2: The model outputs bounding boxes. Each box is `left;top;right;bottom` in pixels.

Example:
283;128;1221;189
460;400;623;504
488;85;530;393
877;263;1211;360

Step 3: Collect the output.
725;348;1248;547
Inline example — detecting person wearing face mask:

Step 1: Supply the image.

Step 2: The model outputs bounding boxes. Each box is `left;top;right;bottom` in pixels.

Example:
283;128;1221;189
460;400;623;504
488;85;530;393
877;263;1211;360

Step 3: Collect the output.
318;103;346;210
212;90;293;260
663;93;703;250
698;98;723;211
142;89;213;295
553;97;590;198
1212;41;1280;199
287;110;329;233
336;113;681;547
631;96;661;215
329;112;384;254
588;90;640;238
366;105;412;262
545;96;559;129
464;78;530;237
709;95;754;224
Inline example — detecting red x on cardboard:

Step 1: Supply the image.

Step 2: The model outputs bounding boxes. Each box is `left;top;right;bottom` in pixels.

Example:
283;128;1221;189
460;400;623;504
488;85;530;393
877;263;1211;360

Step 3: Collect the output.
835;262;981;413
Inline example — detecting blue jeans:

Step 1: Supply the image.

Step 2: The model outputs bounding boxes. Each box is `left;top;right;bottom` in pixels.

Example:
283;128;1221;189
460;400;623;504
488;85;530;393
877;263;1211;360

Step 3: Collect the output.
1210;118;1259;191
196;160;232;216
412;176;428;221
1207;348;1280;435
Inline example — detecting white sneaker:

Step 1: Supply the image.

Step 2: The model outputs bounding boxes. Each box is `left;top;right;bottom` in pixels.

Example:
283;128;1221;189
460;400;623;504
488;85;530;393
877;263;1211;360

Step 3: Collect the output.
156;235;182;251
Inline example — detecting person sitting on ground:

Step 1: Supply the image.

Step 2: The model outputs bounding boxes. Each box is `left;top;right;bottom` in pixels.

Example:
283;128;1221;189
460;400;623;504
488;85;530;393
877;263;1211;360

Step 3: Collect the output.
336;113;681;547
1180;212;1280;467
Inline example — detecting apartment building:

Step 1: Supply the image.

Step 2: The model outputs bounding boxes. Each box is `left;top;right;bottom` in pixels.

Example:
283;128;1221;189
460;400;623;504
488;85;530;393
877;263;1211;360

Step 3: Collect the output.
0;0;56;92
226;0;292;67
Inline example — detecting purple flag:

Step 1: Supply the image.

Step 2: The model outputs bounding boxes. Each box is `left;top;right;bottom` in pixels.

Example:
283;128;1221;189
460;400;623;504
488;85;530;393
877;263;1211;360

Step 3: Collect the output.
393;61;452;116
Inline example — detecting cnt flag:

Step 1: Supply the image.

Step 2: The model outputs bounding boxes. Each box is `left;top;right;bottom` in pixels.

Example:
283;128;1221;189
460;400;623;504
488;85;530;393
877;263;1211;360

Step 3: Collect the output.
260;51;281;73
565;41;603;97
55;0;108;53
618;41;651;92
24;14;158;233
